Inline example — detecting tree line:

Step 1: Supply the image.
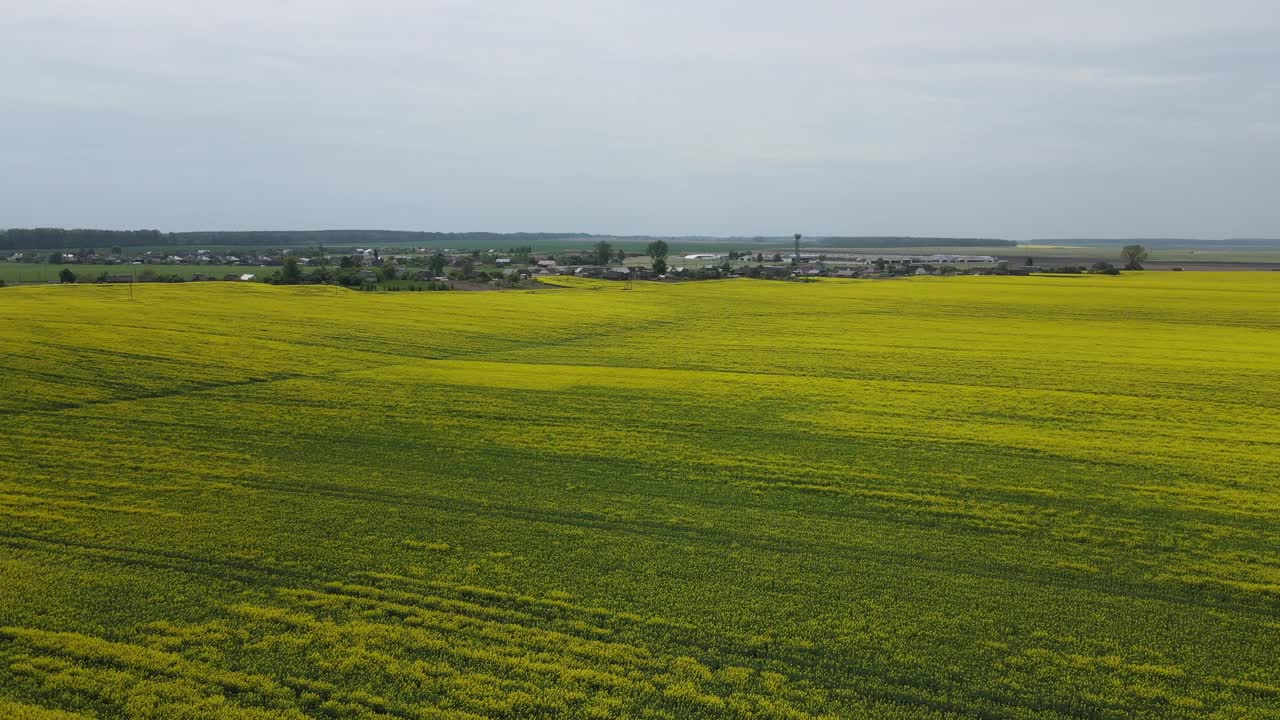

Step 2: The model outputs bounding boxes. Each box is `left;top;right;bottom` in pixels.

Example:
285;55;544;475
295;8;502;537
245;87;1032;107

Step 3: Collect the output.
814;237;1017;248
1;229;164;250
0;228;598;250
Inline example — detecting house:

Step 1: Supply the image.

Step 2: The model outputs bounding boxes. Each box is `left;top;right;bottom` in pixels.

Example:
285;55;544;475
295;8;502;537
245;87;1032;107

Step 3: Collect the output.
495;258;512;265
833;269;857;278
536;259;557;268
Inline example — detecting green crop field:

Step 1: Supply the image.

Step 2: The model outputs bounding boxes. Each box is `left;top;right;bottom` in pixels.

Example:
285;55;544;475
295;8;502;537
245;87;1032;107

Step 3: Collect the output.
1;274;1278;719
0;265;271;284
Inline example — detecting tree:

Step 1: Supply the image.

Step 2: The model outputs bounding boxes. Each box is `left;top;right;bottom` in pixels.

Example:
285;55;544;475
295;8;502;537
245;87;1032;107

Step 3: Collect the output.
772;252;782;263
339;255;357;269
111;246;123;255
58;268;77;284
280;256;303;285
427;254;447;276
613;249;625;263
381;263;398;282
1121;244;1148;270
646;240;670;275
48;252;63;264
591;241;613;266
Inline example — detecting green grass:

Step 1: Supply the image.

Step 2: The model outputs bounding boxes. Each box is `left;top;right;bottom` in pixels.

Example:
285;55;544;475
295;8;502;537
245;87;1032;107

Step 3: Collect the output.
0;264;271;283
0;274;1278;719
804;244;1280;263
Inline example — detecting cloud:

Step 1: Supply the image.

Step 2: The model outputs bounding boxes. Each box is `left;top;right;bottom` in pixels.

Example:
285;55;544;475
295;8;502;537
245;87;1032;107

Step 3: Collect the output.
1;0;1278;236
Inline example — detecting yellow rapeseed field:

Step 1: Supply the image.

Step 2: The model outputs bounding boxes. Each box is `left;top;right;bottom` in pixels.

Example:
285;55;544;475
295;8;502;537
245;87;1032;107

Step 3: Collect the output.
1;273;1278;719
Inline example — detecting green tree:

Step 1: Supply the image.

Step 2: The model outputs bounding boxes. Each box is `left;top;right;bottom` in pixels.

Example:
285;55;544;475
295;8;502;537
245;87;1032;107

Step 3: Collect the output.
428;254;447;276
646;240;669;275
58;268;77;284
280;257;304;285
48;252;62;264
1121;244;1148;270
381;263;399;282
592;241;613;266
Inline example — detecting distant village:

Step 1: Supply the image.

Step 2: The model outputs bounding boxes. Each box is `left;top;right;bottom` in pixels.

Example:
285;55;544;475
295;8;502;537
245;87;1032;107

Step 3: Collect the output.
3;245;1124;288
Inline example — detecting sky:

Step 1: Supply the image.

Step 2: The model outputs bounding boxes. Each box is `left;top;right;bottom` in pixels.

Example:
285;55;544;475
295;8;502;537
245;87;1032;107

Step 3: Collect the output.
2;1;1278;238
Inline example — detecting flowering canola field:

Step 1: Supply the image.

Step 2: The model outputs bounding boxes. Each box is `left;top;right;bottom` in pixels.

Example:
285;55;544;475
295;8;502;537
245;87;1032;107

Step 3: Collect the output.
1;273;1278;719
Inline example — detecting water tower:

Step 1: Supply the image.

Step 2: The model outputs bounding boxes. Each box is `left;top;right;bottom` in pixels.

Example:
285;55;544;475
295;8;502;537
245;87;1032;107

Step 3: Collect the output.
793;233;802;264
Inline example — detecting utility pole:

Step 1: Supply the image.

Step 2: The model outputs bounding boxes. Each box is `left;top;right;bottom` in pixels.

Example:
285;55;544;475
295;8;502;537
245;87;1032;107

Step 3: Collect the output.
793;233;802;264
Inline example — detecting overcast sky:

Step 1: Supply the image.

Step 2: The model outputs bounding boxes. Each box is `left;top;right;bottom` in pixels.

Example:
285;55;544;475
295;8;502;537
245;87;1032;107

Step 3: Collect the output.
3;1;1278;238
